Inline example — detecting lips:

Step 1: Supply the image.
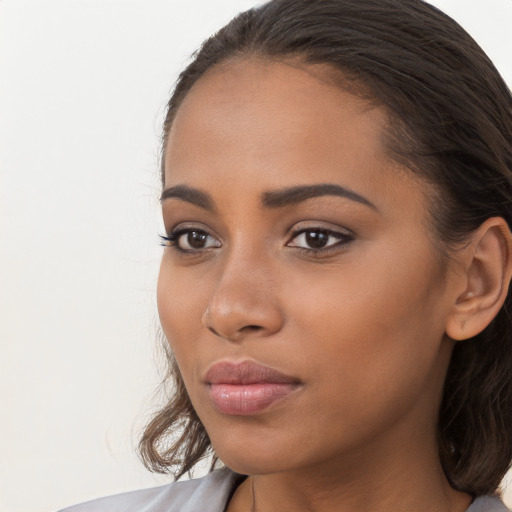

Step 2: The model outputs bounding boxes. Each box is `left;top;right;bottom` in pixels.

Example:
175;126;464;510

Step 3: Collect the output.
204;360;302;415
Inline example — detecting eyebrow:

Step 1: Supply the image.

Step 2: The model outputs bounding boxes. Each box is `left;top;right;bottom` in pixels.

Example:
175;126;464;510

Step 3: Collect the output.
160;183;376;212
160;185;216;212
261;183;377;210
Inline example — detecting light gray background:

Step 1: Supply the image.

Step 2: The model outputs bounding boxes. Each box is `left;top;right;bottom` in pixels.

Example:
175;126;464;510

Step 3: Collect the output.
1;1;511;511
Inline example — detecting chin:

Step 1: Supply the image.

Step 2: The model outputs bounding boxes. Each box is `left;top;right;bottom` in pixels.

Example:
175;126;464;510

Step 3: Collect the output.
208;427;298;476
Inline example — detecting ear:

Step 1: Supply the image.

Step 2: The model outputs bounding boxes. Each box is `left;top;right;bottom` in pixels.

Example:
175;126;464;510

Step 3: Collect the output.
446;217;512;341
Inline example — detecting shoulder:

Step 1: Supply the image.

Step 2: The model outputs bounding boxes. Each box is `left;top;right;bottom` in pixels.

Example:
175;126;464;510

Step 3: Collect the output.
467;495;511;512
57;468;243;512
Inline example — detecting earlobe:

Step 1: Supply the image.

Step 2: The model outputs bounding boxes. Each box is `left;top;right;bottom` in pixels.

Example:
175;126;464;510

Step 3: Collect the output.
446;217;512;341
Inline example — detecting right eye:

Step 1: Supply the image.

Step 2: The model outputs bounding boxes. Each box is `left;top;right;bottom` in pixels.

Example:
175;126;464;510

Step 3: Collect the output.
160;228;221;253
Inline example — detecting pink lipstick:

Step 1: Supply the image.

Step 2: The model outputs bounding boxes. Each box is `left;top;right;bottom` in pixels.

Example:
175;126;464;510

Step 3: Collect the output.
204;360;301;415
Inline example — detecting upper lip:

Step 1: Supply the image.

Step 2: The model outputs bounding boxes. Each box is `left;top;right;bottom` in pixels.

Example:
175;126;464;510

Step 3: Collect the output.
204;360;301;385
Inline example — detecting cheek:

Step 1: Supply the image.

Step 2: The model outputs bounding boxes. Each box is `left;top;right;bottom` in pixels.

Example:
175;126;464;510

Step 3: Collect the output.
286;243;448;401
156;256;209;369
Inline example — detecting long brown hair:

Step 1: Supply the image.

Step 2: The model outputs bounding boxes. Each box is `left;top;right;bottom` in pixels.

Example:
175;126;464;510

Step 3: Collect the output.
140;0;512;496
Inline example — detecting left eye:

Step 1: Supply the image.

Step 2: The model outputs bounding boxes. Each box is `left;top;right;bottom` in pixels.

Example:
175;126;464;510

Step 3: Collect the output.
287;228;352;251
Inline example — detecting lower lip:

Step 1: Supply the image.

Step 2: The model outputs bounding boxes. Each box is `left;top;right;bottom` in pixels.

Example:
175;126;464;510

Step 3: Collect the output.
208;383;299;415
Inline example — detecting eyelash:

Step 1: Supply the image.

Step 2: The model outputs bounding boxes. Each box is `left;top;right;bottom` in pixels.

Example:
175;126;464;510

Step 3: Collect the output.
159;226;354;255
159;228;220;253
287;227;354;255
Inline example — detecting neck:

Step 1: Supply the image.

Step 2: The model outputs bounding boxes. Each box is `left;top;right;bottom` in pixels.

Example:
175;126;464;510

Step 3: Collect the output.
227;424;471;512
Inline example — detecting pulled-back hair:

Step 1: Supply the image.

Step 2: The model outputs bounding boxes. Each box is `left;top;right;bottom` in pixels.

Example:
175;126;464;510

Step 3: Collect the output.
140;0;512;496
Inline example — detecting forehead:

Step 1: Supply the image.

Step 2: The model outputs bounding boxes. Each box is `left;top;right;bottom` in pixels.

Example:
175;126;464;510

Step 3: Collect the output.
169;59;384;141
167;60;388;172
164;58;420;214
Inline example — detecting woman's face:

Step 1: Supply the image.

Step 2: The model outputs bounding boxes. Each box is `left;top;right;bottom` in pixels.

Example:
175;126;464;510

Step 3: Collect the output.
158;59;461;477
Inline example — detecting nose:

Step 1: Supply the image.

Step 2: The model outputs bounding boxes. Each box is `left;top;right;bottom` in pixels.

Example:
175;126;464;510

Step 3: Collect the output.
202;252;285;342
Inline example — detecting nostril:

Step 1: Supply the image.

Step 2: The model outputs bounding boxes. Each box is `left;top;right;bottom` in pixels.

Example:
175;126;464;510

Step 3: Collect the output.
207;324;263;340
242;325;263;332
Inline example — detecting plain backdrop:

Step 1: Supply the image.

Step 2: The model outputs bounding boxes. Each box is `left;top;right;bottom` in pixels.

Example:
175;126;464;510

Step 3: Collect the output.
1;1;511;511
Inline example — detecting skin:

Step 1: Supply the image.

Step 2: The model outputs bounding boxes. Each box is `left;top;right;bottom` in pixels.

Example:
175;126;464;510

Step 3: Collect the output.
158;59;475;512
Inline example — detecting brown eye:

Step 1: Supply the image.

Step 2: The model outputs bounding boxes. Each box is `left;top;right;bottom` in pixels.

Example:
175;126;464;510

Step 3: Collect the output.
287;228;353;252
304;230;330;249
164;228;221;252
185;231;209;249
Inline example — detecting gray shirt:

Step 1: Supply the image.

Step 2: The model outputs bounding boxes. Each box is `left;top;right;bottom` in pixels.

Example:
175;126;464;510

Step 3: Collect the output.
58;468;511;512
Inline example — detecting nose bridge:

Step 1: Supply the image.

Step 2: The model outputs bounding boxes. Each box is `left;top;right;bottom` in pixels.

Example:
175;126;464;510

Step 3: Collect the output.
203;241;284;341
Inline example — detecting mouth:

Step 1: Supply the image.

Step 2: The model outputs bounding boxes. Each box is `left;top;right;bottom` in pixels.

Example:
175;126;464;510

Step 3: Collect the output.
204;360;302;416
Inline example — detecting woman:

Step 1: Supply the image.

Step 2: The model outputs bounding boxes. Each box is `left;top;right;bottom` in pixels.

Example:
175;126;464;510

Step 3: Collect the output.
60;0;512;510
